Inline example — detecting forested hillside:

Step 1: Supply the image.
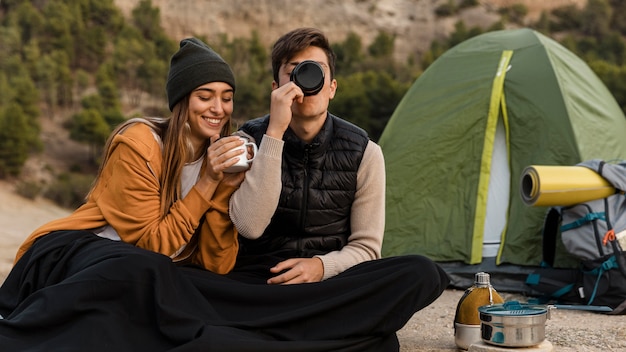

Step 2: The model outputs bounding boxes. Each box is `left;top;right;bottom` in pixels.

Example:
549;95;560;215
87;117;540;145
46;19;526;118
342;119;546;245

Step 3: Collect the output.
1;0;626;208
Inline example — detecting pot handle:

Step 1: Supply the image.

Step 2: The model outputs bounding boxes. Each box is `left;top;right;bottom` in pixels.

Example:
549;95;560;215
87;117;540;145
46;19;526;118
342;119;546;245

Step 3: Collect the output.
548;304;613;313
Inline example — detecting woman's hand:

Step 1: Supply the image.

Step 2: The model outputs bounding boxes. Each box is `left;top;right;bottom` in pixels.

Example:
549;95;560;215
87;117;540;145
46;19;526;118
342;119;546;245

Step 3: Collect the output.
203;135;245;182
194;135;246;198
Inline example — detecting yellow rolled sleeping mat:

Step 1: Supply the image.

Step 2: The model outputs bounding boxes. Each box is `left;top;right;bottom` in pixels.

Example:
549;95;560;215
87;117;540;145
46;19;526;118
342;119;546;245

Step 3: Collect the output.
520;165;617;207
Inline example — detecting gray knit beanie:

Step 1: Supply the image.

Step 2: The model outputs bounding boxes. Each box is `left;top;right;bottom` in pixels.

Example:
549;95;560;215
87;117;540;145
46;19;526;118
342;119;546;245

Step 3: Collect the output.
166;38;236;111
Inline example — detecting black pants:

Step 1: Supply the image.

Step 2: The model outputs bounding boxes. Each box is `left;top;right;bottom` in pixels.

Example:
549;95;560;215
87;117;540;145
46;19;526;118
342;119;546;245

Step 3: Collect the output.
0;231;449;352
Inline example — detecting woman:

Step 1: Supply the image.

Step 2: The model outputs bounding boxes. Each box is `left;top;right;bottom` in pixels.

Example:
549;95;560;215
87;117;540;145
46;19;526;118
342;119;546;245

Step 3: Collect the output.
13;37;245;274
0;38;253;350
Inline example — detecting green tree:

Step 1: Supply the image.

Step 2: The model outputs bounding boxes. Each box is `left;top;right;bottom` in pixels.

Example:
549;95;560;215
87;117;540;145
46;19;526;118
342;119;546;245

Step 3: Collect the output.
13;1;45;43
35;53;59;118
499;4;528;25
6;58;42;152
73;69;91;109
90;66;126;128
137;56;168;98
421;21;486;69
97;79;126;127
96;63;121;108
448;21;484;48
333;32;364;74
21;38;41;77
0;72;10;109
422;40;446;69
221;31;268;80
435;1;457;17
40;1;74;64
51;50;74;107
581;0;612;39
81;94;104;111
132;0;162;40
597;32;626;65
330;70;409;141
0;26;25;154
0;0;22;13
460;0;479;9
69;108;110;163
0;26;21;62
219;32;272;123
75;25;108;72
533;11;551;34
83;0;125;33
152;33;178;63
29;44;72;111
550;5;583;31
329;73;370;130
66;0;123;72
610;0;626;35
0;102;31;177
131;0;175;62
558;34;579;54
368;31;395;58
111;26;152;106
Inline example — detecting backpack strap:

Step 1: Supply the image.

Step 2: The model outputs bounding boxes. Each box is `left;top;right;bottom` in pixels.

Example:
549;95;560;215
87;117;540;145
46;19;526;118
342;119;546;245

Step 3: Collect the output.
561;212;606;231
584;256;619;305
526;273;575;299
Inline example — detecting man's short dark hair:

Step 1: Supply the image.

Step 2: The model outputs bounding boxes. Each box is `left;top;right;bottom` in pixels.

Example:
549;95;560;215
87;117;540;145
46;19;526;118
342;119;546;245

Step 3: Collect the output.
271;27;336;83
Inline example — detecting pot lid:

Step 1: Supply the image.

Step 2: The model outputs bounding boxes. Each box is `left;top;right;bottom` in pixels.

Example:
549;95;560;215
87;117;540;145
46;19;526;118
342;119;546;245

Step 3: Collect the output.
478;301;547;316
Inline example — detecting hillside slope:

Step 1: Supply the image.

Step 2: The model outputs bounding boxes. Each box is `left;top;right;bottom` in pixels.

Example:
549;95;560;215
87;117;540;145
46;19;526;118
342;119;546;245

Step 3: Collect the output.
113;0;586;61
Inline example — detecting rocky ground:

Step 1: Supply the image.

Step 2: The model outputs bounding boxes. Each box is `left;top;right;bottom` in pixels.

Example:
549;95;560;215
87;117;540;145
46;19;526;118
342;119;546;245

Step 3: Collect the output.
0;180;624;351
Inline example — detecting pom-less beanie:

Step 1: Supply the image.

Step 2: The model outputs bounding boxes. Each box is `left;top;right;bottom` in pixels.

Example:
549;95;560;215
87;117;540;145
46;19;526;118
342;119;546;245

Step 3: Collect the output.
166;38;236;111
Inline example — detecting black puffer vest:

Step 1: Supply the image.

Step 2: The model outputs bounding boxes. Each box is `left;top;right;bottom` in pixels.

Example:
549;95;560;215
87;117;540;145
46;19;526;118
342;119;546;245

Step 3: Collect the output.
239;113;369;257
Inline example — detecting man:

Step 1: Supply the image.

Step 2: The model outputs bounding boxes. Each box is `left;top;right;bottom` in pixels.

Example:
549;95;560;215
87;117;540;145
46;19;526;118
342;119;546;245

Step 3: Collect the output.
230;27;384;283
227;27;449;351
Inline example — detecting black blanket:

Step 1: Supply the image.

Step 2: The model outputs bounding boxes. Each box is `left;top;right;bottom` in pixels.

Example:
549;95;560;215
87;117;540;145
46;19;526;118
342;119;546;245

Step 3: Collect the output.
0;231;449;351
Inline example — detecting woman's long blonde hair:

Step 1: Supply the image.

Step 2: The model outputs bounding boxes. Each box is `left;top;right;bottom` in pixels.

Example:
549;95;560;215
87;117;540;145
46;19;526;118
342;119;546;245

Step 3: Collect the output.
90;95;231;219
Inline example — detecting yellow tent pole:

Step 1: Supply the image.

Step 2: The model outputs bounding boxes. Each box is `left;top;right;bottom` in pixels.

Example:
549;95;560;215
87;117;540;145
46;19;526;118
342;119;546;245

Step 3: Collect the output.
470;50;513;264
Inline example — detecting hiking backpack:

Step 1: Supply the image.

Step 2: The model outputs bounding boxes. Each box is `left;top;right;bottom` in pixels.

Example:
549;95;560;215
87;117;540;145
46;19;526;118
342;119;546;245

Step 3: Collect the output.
525;160;626;314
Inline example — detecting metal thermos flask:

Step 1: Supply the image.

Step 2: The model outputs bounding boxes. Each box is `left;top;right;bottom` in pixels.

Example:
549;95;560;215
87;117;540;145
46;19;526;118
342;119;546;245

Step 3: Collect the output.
453;272;504;349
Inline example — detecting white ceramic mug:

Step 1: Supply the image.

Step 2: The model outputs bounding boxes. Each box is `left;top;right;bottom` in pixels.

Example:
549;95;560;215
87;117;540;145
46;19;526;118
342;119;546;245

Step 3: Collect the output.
223;137;257;173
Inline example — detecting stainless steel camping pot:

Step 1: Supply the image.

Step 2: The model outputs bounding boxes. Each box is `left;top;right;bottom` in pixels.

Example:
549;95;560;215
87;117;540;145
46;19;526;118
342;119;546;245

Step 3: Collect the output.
478;301;550;347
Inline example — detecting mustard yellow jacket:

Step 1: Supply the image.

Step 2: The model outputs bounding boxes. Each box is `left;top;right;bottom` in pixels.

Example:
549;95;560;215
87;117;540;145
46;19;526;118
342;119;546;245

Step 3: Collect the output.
15;123;239;274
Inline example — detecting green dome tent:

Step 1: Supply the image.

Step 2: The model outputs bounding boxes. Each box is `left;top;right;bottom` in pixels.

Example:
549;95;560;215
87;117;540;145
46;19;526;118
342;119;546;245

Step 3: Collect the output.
379;28;626;290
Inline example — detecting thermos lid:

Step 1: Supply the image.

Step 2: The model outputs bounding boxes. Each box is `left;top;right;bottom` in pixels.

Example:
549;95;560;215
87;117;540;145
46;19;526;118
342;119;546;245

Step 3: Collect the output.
475;272;490;286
